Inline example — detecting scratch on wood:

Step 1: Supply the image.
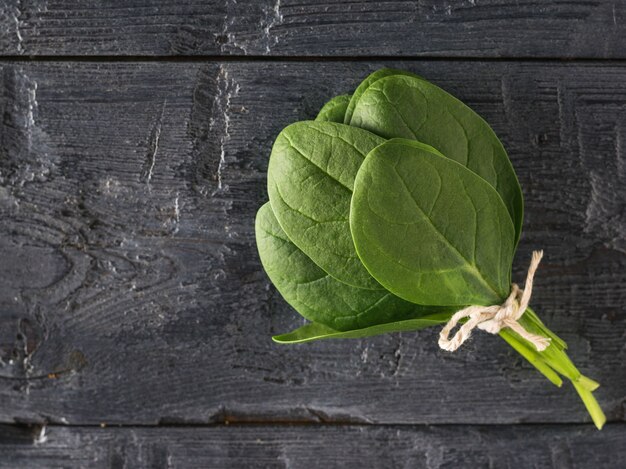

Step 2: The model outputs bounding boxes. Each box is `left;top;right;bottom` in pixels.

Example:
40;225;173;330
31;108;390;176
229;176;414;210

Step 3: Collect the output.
217;0;249;54
391;335;403;377
13;3;23;54
142;100;167;186
264;0;283;54
26;80;37;153
173;193;180;234
27;82;37;126
10;315;47;395
33;425;47;445
212;65;239;193
216;68;229;191
188;64;240;195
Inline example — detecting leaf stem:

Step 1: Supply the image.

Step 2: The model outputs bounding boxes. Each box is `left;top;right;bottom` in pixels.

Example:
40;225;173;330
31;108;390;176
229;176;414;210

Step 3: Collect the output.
573;382;607;430
577;375;600;392
523;307;567;350
503;307;606;430
499;329;562;387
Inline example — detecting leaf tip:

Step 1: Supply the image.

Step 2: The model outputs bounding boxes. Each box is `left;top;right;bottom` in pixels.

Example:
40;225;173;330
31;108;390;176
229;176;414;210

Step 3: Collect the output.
271;334;288;344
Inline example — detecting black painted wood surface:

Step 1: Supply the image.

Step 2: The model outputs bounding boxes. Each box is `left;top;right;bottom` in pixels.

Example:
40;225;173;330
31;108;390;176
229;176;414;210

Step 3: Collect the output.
0;1;625;58
1;3;626;468
1;61;625;429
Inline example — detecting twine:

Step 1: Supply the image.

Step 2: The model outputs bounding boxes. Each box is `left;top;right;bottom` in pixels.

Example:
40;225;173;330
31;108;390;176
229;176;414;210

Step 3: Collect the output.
438;250;551;352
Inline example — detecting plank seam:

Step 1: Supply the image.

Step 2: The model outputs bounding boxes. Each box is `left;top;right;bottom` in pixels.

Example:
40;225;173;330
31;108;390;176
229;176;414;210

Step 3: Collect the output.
2;55;626;63
3;420;625;429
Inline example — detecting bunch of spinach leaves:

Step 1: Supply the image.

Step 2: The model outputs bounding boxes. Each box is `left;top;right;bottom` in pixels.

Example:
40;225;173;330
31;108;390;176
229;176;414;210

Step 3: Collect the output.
255;69;605;429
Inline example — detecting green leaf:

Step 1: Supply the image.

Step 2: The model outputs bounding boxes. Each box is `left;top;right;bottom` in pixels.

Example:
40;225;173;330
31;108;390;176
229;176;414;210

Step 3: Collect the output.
348;74;524;245
315;94;351;123
350;139;515;306
256;203;448;331
343;68;422;125
273;313;451;344
267;120;385;289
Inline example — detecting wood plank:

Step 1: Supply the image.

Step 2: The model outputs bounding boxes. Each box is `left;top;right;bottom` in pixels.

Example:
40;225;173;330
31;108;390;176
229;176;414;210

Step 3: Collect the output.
0;61;625;425
0;1;626;57
0;423;624;468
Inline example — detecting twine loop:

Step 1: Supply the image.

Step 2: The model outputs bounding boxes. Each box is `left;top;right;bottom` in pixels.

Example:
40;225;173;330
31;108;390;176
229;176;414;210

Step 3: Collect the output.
438;250;551;352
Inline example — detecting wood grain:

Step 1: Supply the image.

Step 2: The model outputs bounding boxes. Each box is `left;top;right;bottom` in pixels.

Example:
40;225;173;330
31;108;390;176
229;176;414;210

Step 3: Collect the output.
0;423;625;468
0;61;625;427
0;1;625;57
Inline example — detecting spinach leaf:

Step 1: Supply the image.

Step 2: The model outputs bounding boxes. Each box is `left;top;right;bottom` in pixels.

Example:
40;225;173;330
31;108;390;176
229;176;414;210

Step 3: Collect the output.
348;75;523;244
350;139;515;306
273;313;451;344
315;94;351;123
268;120;385;289
256;203;447;331
343;68;422;125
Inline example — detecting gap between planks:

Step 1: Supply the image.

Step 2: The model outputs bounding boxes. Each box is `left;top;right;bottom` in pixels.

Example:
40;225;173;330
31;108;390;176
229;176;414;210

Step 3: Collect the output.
1;55;626;64
5;421;626;430
5;422;626;449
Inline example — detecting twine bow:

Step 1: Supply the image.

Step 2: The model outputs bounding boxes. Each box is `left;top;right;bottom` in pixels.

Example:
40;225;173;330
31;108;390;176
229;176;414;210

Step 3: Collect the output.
438;250;551;352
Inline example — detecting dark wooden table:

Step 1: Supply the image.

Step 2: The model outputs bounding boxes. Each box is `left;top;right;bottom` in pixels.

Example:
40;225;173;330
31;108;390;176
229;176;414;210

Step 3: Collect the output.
1;2;625;467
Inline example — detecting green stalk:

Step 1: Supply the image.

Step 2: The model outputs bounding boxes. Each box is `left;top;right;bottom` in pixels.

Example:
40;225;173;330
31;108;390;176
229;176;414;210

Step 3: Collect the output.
533;343;580;382
523;307;567;350
502;307;606;430
518;311;580;381
499;329;562;387
573;382;607;430
577;375;600;392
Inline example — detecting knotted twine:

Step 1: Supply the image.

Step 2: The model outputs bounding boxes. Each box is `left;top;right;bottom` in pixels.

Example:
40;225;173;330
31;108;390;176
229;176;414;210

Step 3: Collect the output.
438;250;551;352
